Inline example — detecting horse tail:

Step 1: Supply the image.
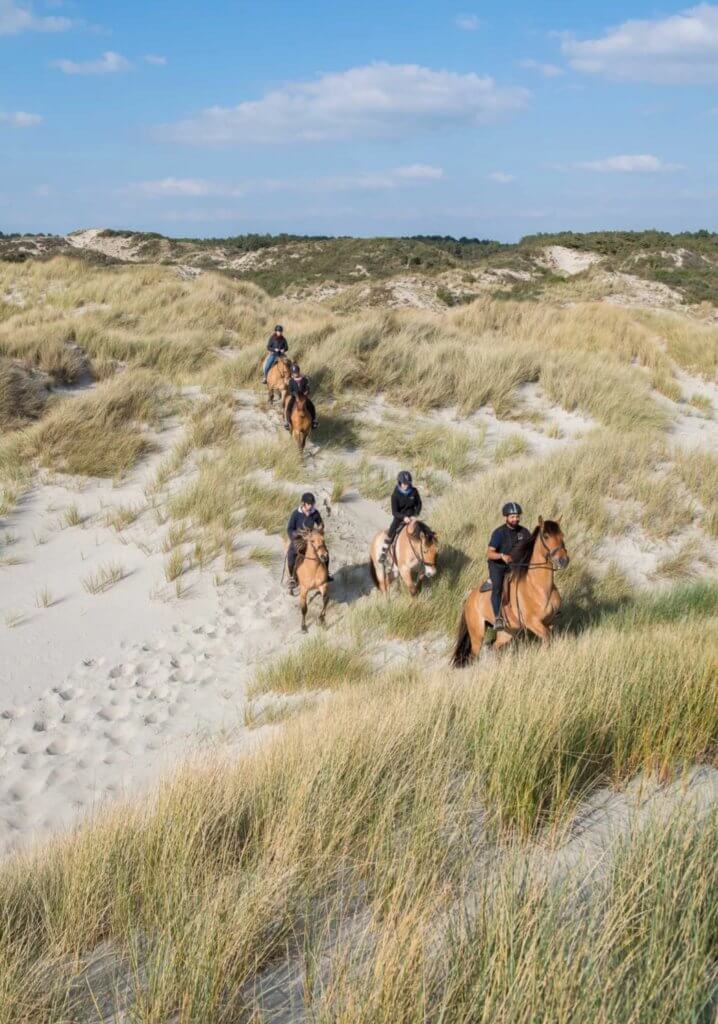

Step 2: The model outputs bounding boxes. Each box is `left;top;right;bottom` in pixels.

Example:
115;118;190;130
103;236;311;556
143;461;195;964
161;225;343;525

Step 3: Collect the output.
369;555;380;590
451;607;473;668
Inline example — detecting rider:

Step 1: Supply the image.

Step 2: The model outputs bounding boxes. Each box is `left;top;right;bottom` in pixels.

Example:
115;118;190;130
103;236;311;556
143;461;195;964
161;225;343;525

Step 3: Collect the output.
284;362;318;431
378;471;422;565
286;492;333;588
487;502;531;630
262;325;289;383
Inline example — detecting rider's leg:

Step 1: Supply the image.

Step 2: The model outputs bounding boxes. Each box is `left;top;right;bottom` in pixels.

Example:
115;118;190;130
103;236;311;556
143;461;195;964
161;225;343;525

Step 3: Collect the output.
306;397;318;428
287;543;297;587
489;562;507;628
263;352;276;382
378;518;402;564
284;396;294;430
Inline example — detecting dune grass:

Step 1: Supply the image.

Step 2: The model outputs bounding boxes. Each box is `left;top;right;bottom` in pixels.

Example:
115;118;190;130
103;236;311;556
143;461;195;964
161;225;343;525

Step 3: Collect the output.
1;609;718;1020
250;637;370;696
362;419;477;476
0;358;48;428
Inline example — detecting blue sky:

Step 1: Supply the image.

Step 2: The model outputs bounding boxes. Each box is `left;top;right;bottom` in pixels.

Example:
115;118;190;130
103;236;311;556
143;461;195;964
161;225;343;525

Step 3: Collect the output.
1;0;717;240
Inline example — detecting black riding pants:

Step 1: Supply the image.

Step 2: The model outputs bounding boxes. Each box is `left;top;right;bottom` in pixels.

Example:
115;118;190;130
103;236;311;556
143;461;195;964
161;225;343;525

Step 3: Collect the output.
386;517;405;543
489;561;508;618
286;396;316;423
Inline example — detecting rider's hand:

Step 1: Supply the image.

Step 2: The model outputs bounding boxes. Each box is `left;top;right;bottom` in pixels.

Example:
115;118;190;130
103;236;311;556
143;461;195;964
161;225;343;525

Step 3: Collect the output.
502;554;512;564
403;517;411;523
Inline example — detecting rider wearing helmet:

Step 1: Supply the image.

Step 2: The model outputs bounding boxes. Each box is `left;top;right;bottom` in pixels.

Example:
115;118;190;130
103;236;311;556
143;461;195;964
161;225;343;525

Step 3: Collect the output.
262;324;289;383
286;492;332;587
486;502;531;630
378;471;422;565
284;362;318;431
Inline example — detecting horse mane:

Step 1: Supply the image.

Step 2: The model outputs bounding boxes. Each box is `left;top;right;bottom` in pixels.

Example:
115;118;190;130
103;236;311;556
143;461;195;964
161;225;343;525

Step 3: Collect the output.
411;520;436;544
511;520;562;579
510;526;540;580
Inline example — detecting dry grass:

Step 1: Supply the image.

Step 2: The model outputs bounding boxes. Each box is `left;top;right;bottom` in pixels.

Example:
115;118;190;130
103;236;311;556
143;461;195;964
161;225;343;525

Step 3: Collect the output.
250;637;370;696
82;561;126;594
1;611;718;1020
363;419;477;476
0;358;48;428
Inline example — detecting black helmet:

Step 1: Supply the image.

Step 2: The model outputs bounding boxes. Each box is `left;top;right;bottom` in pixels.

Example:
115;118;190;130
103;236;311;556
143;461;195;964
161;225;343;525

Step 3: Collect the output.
275;324;284;333
397;471;413;486
502;502;522;517
290;362;301;374
301;492;315;506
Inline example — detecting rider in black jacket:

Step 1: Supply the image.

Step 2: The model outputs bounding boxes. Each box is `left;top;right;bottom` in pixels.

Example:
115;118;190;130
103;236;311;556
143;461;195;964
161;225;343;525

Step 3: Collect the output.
286;493;332;586
378;471;422;564
262;325;289;382
284;363;318;430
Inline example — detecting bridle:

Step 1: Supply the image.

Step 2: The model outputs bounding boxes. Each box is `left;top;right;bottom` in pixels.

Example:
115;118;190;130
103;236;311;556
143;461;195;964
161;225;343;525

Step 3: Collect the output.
406;525;437;576
511;530;567;572
301;532;329;567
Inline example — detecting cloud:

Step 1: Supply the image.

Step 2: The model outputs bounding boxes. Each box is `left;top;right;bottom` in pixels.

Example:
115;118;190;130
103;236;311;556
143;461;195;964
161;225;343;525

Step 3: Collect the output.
0;0;72;34
159;62;529;145
144;54;167;66
455;13;481;30
573;154;684;173
54;50;131;75
127;165;444;199
488;170;515;183
519;59;564;78
0;109;43;126
561;3;718;83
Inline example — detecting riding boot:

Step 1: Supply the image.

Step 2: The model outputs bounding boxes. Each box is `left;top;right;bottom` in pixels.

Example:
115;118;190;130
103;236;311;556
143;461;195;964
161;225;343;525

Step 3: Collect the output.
284;421;290;431
494;615;506;630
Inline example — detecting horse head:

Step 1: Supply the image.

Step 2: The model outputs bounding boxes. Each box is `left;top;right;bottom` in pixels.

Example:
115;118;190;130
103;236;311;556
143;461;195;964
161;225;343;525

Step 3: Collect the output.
537;516;569;570
410;520;439;578
301;526;329;566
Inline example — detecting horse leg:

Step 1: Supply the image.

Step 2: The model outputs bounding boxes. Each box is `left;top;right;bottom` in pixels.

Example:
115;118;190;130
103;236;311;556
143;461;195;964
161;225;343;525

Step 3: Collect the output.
300;585;309;632
318;583;329;626
526;618;551;645
400;563;418;597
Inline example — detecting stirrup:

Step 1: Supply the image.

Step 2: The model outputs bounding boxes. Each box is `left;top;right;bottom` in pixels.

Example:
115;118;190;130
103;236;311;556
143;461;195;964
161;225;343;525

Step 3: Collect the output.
494;615;506;631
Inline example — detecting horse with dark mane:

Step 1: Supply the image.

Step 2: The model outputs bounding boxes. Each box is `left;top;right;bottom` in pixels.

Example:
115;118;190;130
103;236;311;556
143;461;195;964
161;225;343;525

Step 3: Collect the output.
369;518;439;596
288;526;330;631
265;355;290;405
452;517;569;666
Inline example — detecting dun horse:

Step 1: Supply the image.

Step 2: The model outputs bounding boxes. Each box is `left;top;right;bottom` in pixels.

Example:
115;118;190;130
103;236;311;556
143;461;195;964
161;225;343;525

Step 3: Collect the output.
266;355;290;405
452;517;569;666
289;526;330;631
369;518;439;596
284;392;313;449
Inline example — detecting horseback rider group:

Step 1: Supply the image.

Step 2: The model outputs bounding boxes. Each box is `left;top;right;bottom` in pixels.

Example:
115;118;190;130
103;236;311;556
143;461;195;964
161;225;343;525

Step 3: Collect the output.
267;325;554;638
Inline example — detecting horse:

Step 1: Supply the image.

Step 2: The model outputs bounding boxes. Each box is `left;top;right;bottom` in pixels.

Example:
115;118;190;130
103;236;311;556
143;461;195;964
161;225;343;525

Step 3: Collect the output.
284;392;313;450
266;355;290;405
452;517;569;667
288;526;330;632
369;518;439;597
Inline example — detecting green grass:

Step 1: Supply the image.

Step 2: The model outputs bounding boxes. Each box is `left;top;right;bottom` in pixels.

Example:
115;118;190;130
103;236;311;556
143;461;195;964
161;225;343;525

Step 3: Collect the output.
250;637;370;695
363;419;477;476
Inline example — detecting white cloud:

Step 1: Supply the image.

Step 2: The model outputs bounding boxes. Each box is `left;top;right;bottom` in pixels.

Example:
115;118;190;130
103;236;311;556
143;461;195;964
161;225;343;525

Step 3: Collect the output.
455;13;481;30
54;50;132;75
0;0;72;34
488;170;515;183
128;165;444;199
144;54;167;66
0;110;43;126
128;177;246;198
574;154;683;173
159;62;529;145
561;3;718;83
519;59;564;78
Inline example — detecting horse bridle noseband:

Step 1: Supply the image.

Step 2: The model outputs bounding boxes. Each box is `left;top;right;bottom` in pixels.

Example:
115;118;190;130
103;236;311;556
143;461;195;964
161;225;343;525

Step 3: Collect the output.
512;531;566;571
406;526;436;575
301;534;329;566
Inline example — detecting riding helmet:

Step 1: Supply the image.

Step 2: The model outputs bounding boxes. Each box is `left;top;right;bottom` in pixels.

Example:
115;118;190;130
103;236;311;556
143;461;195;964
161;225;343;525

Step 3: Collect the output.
502;502;522;516
290;362;301;374
275;324;284;333
397;471;413;486
301;492;315;506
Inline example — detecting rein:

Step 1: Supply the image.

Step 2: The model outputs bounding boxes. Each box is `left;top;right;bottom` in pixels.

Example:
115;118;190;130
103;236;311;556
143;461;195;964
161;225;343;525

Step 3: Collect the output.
406;526;435;575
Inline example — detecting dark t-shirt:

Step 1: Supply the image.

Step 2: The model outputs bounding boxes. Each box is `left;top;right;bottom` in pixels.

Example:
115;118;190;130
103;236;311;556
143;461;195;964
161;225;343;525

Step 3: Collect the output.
288;375;310;397
488;523;531;559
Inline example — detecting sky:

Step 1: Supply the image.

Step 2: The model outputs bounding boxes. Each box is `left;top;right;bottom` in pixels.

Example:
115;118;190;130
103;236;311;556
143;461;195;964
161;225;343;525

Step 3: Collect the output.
1;0;717;241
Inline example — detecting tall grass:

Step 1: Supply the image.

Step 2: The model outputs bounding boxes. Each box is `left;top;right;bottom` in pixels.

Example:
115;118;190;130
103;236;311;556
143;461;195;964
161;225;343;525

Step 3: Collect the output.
1;612;718;1020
